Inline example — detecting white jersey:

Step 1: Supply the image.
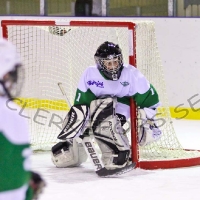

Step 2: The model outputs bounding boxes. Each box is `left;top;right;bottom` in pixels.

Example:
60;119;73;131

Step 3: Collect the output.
0;97;32;199
74;64;160;119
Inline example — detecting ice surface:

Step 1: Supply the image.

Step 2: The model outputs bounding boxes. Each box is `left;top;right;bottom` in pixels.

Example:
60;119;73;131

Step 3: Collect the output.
32;119;200;200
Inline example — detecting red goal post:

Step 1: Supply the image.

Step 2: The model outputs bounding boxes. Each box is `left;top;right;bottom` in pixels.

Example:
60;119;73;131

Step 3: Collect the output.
1;19;200;170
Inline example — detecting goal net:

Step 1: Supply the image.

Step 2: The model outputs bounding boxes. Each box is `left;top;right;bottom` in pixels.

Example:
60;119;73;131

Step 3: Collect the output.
2;19;200;169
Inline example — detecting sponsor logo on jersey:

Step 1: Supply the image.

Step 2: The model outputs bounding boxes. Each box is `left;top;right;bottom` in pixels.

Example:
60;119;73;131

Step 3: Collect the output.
120;81;129;87
87;80;104;88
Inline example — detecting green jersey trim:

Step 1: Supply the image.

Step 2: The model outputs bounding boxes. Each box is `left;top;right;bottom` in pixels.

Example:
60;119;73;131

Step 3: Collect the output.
0;132;31;191
25;185;34;200
132;84;159;108
73;84;158;109
99;70;109;80
117;96;130;106
74;88;96;106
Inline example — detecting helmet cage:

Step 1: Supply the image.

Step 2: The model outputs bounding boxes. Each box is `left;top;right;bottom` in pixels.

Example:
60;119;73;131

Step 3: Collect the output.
95;54;123;80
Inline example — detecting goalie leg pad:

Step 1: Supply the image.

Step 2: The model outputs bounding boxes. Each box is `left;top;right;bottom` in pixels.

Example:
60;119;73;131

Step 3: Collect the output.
90;97;131;169
90;97;130;151
51;139;87;168
96;138;130;169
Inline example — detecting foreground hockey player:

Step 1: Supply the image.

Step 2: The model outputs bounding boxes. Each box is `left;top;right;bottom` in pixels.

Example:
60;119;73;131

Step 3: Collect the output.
51;41;162;177
0;38;45;199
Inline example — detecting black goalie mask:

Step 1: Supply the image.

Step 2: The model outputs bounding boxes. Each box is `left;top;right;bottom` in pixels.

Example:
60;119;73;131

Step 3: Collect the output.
94;41;123;81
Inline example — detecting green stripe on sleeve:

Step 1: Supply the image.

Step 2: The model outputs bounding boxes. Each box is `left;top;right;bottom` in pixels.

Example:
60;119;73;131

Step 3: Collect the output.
0;132;31;191
117;96;130;106
74;89;96;106
132;84;159;108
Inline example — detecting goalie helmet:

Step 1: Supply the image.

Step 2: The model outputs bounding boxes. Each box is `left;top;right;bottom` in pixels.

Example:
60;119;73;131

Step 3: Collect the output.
94;41;123;81
0;38;23;98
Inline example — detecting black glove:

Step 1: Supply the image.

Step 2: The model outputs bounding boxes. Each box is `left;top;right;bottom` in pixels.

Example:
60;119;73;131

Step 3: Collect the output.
30;171;46;200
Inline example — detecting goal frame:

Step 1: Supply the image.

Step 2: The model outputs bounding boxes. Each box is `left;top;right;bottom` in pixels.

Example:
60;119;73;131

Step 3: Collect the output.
1;19;200;170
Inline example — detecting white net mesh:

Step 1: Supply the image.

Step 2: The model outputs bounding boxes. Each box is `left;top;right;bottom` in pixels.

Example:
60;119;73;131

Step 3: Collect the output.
135;21;200;161
5;19;200;163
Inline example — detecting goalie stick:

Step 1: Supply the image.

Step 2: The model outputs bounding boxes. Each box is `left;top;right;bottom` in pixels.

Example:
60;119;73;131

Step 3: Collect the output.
57;82;135;177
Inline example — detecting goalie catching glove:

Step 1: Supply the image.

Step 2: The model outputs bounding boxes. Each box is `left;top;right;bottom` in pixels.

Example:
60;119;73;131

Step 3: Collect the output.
138;107;162;146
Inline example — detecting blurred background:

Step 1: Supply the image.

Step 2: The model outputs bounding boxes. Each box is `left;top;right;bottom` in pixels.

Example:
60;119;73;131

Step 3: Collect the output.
0;0;200;17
